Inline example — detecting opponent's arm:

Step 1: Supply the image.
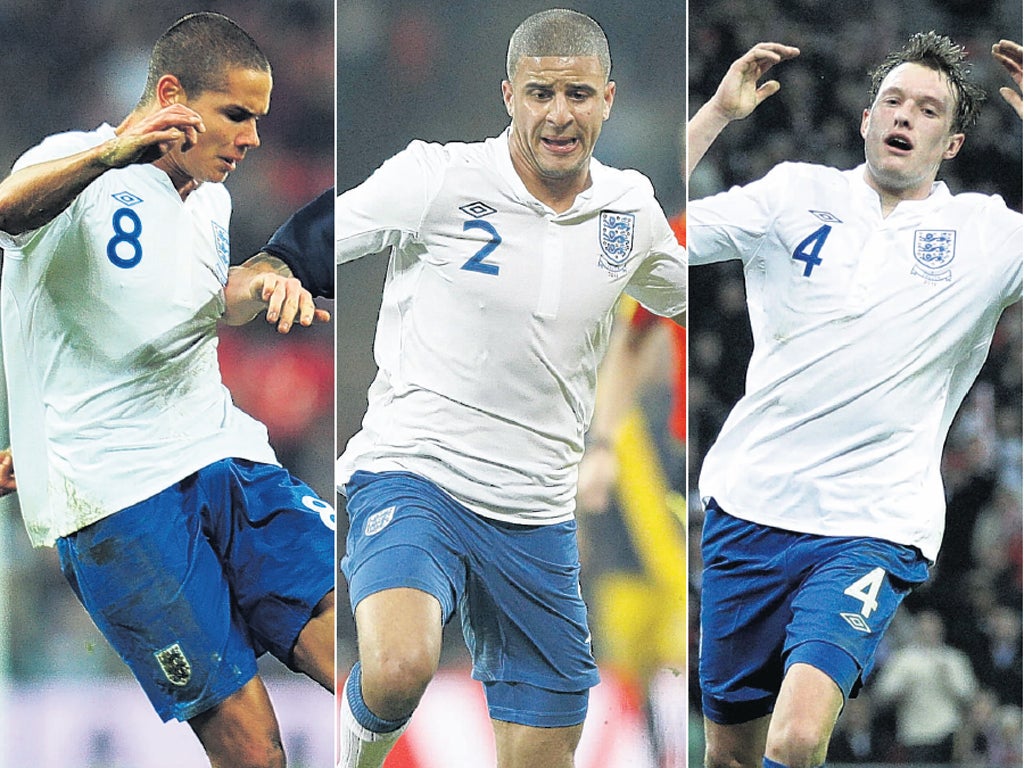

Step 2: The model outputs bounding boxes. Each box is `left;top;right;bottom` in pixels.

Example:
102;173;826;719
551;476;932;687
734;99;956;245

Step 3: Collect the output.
0;104;204;236
992;39;1023;119
223;252;331;333
687;42;800;181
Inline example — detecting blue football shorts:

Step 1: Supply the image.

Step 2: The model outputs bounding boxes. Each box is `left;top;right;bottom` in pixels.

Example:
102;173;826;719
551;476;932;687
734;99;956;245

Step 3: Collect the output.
699;499;930;725
56;458;335;722
341;470;600;728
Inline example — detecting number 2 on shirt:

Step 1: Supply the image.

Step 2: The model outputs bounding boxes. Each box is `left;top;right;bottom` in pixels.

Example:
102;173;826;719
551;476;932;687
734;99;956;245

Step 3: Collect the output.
461;219;501;275
792;224;831;277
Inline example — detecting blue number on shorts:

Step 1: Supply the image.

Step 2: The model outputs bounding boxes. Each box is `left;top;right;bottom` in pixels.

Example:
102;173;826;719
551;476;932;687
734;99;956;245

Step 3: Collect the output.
792;224;831;277
461;220;501;275
107;208;143;269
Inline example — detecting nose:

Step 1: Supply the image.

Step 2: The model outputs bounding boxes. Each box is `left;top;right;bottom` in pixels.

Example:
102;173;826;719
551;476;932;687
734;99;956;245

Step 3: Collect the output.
892;99;912;127
238;119;261;150
546;92;573;128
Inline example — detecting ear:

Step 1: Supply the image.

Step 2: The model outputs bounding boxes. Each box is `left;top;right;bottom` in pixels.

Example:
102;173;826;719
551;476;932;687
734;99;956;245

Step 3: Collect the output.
943;132;965;160
156;74;186;107
501;80;514;117
602;81;616;121
860;108;870;140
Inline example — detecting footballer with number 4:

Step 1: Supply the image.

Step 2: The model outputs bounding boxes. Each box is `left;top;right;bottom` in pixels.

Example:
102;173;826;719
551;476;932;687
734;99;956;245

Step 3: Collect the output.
335;8;685;768
0;13;334;768
687;32;1023;768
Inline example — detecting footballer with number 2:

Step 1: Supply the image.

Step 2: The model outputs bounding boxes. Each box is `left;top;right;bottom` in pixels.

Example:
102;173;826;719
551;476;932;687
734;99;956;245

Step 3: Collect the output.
335;8;685;768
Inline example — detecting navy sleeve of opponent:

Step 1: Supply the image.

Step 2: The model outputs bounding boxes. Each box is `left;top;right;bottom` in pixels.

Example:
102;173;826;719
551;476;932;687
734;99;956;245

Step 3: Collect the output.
262;188;334;298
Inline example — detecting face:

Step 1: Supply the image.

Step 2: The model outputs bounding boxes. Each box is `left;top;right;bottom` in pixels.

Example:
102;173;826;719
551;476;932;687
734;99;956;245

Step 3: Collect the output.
860;62;964;200
163;67;271;185
502;55;614;195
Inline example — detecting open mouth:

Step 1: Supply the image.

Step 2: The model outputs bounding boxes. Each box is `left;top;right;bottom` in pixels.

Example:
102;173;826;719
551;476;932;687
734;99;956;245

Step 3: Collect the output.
540;136;580;155
884;134;913;152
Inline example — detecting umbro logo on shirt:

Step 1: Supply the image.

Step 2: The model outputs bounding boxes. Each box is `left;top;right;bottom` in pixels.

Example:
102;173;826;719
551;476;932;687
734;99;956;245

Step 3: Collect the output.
809;210;842;224
459;201;497;219
840;612;872;633
112;191;143;206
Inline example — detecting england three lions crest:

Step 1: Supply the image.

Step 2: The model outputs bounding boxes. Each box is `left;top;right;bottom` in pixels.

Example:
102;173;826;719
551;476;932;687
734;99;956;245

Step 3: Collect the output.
912;230;956;282
598;211;635;274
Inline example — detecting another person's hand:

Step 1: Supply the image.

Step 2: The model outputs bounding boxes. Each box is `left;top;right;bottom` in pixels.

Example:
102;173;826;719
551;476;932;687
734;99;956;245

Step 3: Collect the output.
992;40;1023;119
576;442;618;514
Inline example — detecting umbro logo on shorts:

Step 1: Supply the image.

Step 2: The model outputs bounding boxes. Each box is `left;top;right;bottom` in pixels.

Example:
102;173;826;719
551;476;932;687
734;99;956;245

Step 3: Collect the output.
364;506;396;536
840;612;872;633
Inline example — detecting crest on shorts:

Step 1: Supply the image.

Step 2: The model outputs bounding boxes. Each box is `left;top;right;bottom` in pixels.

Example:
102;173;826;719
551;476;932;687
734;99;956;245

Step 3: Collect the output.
364;506;396;536
598;211;635;273
155;642;191;687
912;230;956;282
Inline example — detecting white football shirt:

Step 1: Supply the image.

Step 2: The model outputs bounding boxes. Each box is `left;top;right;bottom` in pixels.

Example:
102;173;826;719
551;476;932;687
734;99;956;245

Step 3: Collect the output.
336;131;685;524
690;162;1023;561
0;124;277;546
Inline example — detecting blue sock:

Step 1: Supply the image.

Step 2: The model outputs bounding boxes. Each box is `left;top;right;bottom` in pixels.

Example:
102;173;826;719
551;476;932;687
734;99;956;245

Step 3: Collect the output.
346;661;411;734
764;760;822;768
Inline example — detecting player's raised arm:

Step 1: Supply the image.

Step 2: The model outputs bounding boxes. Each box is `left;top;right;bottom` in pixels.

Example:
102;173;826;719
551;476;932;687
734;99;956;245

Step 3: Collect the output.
0;104;204;236
686;42;800;181
992;39;1023;119
0;448;15;497
223;252;331;333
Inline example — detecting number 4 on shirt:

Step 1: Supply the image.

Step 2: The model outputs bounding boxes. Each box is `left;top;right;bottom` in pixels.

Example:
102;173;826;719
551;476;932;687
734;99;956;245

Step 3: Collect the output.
792;224;831;277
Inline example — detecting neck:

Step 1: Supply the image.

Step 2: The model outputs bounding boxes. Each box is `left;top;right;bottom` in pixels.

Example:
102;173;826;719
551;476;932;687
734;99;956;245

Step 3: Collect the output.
862;167;934;218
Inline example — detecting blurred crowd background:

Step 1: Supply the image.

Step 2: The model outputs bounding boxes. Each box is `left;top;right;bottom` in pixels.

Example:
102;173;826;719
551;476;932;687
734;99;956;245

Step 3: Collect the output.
0;1;334;765
337;0;685;763
688;0;1023;765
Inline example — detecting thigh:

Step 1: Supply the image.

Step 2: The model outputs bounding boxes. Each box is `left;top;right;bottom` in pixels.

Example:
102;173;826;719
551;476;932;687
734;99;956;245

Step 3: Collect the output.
699;502;794;724
463;518;599;727
341;470;467;621
57;487;257;722
786;536;929;695
200;460;335;667
492;720;583;768
189;675;284;768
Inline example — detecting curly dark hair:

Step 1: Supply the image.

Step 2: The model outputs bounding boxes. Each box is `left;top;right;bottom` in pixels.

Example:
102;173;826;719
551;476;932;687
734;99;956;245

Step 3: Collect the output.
868;31;986;134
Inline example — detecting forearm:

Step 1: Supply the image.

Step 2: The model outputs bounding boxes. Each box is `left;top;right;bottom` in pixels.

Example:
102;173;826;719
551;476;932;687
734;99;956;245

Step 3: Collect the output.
0;143;117;236
222;252;294;326
686;101;733;181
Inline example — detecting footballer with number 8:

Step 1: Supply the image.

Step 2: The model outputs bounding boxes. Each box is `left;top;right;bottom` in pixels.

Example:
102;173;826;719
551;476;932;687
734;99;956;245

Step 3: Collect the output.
335;8;685;768
687;31;1022;768
0;13;334;768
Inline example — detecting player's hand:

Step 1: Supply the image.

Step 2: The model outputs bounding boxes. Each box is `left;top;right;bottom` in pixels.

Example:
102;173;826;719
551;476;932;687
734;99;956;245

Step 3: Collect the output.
101;105;206;168
0;448;16;497
576;442;618;514
255;272;332;333
992;40;1023;119
710;42;801;123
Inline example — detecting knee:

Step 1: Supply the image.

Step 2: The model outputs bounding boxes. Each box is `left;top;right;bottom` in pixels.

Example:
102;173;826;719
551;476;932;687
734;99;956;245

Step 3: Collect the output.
704;746;760;768
231;739;286;768
360;644;437;716
765;719;831;768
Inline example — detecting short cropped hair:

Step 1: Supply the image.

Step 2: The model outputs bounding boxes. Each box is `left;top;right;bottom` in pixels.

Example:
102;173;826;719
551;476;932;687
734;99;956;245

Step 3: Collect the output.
506;9;611;81
868;31;985;134
140;12;270;105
